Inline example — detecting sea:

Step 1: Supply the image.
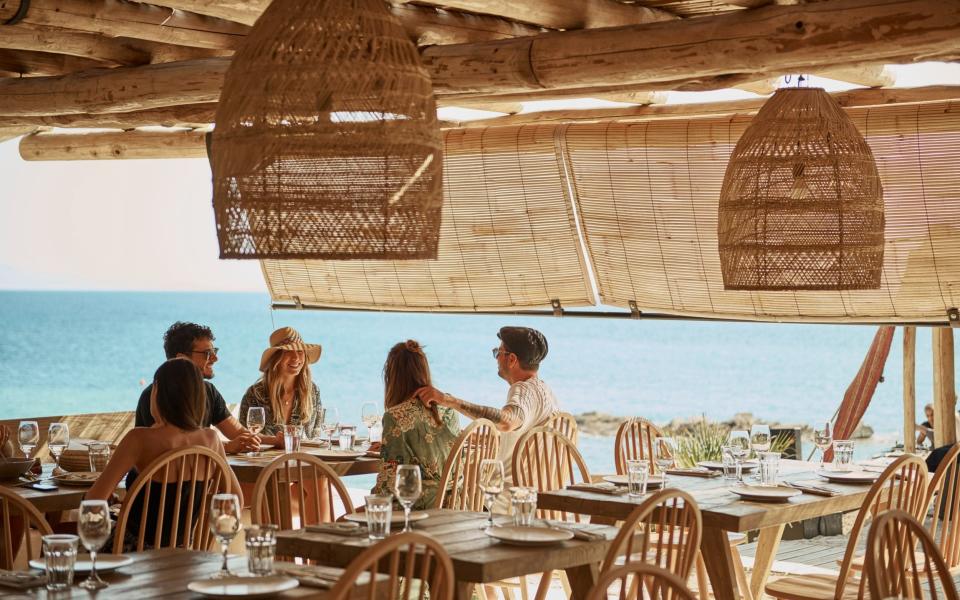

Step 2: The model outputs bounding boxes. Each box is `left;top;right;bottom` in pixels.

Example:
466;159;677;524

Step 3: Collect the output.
0;290;944;474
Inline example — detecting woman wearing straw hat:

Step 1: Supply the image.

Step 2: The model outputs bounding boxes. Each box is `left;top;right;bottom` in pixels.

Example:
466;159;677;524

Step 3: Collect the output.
240;327;322;449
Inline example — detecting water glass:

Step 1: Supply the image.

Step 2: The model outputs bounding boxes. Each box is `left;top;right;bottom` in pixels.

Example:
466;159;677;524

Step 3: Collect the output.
759;452;781;486
78;500;111;590
510;487;537;526
42;534;79;591
338;426;356;450
245;524;278;575
369;424;383;444
365;495;393;540
833;440;855;471
88;443;111;472
721;446;741;482
283;425;302;453
626;459;649;497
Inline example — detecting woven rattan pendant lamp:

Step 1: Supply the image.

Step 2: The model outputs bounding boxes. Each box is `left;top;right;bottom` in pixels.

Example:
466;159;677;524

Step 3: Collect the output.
718;87;884;290
210;0;443;260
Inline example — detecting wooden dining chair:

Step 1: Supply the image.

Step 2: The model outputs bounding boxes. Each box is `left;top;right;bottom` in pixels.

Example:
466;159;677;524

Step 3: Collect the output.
865;509;960;600
434;419;500;511
614;418;664;475
251;452;355;528
328;531;455;600
546;412;579;444
513;425;591;523
113;446;233;553
765;454;929;600
0;486;52;570
587;563;698;600
925;443;960;572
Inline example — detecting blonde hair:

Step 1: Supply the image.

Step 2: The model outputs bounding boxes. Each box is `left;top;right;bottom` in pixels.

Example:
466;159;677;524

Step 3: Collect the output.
262;350;313;428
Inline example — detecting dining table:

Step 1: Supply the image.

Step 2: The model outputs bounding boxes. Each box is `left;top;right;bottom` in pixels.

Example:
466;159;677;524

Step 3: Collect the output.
227;447;380;484
536;459;881;600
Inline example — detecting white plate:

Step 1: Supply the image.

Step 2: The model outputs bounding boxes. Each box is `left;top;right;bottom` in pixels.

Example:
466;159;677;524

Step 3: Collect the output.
304;449;366;461
817;470;879;484
187;575;299;598
486;526;574;547
602;474;664;488
697;461;759;472
53;471;99;486
30;554;133;573
730;485;801;502
343;511;429;525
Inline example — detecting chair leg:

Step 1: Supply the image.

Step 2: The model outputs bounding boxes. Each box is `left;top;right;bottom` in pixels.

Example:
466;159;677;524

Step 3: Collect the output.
519;575;530;600
534;571;552;600
695;552;711;599
558;570;572;597
733;548;754;600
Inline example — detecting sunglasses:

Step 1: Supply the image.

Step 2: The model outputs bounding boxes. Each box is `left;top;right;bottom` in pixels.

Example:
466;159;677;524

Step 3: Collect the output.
189;348;219;360
491;347;514;359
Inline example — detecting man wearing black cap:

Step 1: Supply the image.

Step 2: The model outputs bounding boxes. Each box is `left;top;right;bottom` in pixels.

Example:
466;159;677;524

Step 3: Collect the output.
416;326;558;486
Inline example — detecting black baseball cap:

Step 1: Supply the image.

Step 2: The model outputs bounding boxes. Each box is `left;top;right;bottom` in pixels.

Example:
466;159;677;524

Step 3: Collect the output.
498;326;548;367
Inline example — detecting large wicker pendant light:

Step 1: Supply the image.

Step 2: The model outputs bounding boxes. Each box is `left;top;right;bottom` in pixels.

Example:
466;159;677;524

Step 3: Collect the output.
211;0;443;260
718;87;884;290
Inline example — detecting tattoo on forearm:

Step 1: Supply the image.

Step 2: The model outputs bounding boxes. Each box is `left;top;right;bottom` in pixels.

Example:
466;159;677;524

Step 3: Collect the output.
447;395;507;425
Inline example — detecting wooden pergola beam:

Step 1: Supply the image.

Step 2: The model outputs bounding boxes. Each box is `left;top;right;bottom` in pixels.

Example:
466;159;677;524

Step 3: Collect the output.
0;126;36;143
816;64;896;88
0;24;150;67
0;103;217;129
397;0;677;28
0;47;108;77
19;129;209;160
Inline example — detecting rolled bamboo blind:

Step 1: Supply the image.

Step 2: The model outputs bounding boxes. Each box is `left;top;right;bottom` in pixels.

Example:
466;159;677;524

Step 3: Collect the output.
263;127;594;312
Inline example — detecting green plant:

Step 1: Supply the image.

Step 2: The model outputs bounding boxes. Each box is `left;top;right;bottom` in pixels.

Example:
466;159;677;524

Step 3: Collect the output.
666;417;797;468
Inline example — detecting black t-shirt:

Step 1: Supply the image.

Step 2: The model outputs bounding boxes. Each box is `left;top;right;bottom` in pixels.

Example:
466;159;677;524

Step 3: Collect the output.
135;381;232;428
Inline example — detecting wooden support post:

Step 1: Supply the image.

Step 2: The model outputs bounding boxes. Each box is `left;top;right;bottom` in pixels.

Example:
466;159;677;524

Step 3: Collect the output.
903;326;916;453
933;327;957;448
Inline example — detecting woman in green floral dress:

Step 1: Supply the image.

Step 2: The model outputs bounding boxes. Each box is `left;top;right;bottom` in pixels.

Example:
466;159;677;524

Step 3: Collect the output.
372;340;461;510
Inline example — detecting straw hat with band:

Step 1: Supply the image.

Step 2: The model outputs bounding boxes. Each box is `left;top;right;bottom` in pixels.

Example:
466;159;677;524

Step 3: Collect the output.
259;327;322;372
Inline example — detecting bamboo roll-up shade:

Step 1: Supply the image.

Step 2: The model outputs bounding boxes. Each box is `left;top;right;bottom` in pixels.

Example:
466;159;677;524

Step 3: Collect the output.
565;100;960;322
262;127;593;312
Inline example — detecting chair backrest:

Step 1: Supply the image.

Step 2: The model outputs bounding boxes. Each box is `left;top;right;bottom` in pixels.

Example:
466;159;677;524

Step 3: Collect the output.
586;562;698;600
546;412;579;444
513;426;591;522
615;418;664;475
600;488;702;581
835;454;929;598
434;419;500;511
329;532;455;600
251;452;355;528
925;443;960;569
114;446;233;553
866;509;960;600
0;486;52;570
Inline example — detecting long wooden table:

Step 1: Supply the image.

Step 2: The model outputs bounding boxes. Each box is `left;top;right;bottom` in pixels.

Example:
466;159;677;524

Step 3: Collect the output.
536;460;875;600
1;549;382;599
276;508;623;600
228;450;379;484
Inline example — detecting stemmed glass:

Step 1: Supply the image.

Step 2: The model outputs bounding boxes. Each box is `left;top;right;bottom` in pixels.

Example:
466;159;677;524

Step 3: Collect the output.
654;437;676;485
361;402;382;446
209;493;241;579
18;421;39;459
321;407;340;448
728;430;751;483
77;500;111;590
48;423;70;475
813;422;832;469
246;407;265;457
394;466;422;533
478;459;504;529
750;424;771;481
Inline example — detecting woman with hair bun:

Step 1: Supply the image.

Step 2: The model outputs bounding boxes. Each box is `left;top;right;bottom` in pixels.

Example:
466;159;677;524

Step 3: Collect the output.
371;340;460;509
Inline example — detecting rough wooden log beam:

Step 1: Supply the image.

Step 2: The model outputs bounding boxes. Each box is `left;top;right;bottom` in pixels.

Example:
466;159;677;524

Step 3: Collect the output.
734;78;779;95
0;126;36;143
401;0;677;28
0;0;249;50
815;64;896;88
0;103;216;128
420;0;960;95
0;23;150;66
19;128;209;160
0;47;107;76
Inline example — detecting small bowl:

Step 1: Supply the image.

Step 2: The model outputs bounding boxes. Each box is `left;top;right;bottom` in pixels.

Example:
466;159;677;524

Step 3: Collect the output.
0;458;36;481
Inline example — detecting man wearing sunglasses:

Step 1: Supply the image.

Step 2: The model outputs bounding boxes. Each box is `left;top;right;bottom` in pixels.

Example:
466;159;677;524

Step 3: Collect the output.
416;326;558;487
133;321;259;454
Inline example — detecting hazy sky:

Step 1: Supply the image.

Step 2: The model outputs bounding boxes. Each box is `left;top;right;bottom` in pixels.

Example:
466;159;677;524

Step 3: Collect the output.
1;63;956;293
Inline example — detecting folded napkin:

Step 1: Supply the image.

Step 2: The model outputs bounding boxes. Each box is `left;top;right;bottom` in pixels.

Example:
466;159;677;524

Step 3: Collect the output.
0;570;45;590
567;482;629;495
305;522;368;537
785;482;841;497
665;468;720;478
276;566;337;589
541;522;607;541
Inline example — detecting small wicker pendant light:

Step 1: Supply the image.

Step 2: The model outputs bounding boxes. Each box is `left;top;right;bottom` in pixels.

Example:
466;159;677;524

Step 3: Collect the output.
718;87;884;290
211;0;443;260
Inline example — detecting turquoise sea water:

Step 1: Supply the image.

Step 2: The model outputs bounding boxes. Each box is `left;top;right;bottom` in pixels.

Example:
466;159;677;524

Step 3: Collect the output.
0;291;948;471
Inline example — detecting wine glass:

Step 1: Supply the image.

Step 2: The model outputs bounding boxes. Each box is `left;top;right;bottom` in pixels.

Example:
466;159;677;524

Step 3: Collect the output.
728;430;751;483
654;437;676;484
48;423;70;475
18;421;39;459
813;422;832;469
321;407;340;448
209;493;241;579
478;459;504;529
246;407;265;457
77;500;111;590
750;424;771;481
361;402;382;445
394;465;422;533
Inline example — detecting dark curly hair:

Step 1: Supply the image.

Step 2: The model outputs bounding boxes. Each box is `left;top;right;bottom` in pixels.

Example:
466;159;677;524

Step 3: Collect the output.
163;321;215;359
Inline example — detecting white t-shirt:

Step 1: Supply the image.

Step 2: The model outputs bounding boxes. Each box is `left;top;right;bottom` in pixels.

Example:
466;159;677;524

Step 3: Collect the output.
498;376;559;485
